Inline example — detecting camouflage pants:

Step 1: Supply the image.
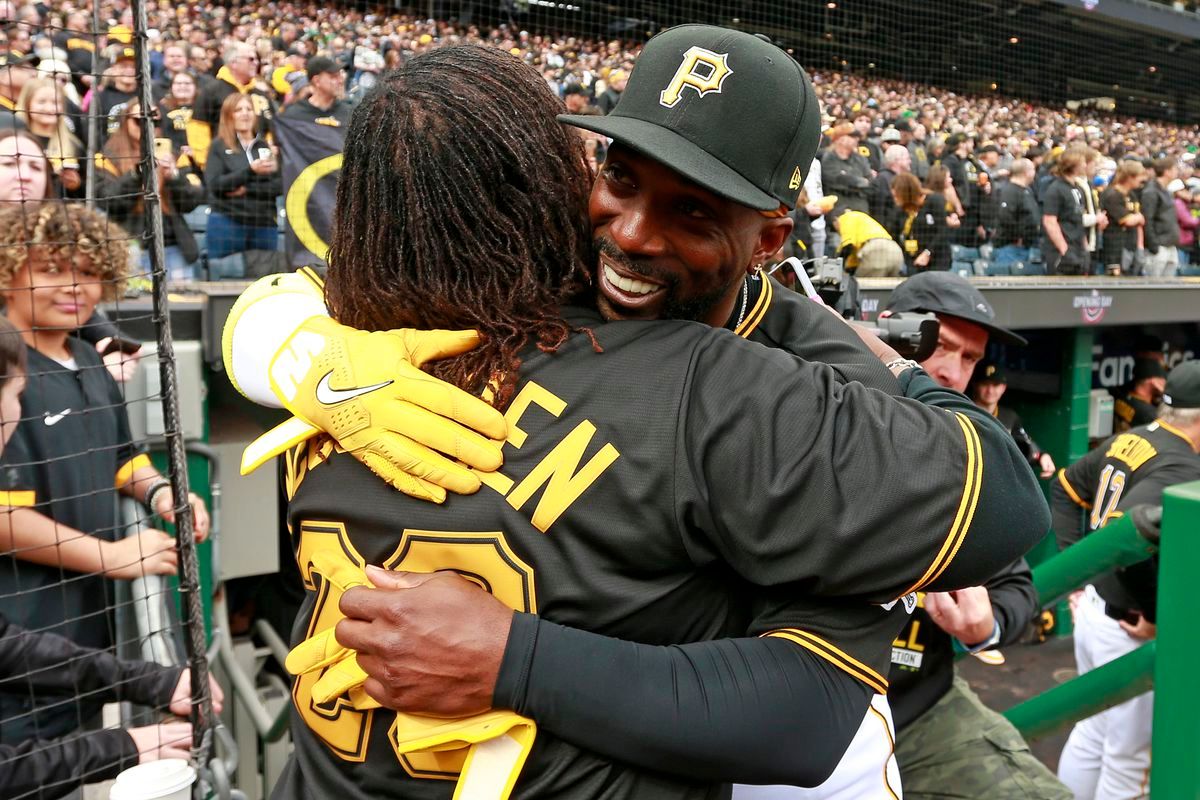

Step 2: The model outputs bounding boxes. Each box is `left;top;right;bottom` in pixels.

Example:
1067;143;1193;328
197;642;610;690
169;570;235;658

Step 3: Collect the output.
895;674;1073;800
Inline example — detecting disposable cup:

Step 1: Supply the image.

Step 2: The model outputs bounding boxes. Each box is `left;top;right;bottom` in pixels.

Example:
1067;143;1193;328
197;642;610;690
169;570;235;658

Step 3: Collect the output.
109;759;196;800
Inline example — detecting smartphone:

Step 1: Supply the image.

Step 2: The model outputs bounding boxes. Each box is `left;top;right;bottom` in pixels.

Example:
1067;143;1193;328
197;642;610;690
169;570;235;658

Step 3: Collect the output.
101;336;143;356
154;137;173;160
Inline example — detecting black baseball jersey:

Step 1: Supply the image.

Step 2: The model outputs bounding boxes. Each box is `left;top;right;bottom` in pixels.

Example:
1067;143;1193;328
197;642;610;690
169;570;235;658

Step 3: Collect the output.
276;298;1047;798
1054;420;1200;623
0;341;147;741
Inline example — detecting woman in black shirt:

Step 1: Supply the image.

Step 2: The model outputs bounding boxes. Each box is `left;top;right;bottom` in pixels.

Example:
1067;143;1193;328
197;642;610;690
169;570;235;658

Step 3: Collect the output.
889;173;950;272
1099;160;1147;275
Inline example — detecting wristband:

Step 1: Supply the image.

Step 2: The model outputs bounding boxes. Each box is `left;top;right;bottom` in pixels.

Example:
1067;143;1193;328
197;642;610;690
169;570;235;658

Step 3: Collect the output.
145;479;172;512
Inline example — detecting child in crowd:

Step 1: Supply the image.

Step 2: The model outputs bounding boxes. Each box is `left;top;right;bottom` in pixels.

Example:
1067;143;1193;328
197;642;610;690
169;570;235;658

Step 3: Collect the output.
0;315;222;799
0;201;208;744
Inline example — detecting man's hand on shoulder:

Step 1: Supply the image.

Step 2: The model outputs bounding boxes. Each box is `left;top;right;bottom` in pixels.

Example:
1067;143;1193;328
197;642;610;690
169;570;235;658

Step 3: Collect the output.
335;566;514;716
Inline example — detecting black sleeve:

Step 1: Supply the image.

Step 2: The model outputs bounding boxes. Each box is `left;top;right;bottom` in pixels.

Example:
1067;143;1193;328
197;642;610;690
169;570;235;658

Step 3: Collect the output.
205;145;251;195
1141;188;1160;250
1022;192;1042;243
986;558;1039;645
676;331;1050;603
995;185;1017;238
0;616;182;709
0;729;138;798
1051;444;1106;550
1042;181;1065;220
494;614;869;787
1101;188;1128;225
95;165;143;219
166;169;206;215
921;197;948;256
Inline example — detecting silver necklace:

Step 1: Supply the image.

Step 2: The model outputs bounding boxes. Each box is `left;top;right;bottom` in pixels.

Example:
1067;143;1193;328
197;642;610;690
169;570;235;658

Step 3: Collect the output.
734;277;750;328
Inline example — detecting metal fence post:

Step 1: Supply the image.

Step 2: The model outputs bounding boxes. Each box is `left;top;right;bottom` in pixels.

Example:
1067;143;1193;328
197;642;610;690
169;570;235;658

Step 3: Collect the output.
1150;480;1200;799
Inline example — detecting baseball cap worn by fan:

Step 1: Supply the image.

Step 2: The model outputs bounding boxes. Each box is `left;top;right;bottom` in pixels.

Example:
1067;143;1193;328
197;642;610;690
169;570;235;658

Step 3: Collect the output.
1162;361;1200;409
306;56;342;79
559;25;821;211
886;272;1028;346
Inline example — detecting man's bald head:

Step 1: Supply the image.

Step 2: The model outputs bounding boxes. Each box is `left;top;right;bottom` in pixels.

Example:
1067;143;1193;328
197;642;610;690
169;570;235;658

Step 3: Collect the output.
885;144;911;173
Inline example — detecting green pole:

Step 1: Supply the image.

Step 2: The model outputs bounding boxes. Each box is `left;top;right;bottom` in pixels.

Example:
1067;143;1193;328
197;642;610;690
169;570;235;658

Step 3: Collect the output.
1032;513;1157;609
1005;641;1155;741
1150;480;1200;799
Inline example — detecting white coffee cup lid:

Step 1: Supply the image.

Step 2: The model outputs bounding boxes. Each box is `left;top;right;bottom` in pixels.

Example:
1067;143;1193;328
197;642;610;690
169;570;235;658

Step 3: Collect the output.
110;759;196;799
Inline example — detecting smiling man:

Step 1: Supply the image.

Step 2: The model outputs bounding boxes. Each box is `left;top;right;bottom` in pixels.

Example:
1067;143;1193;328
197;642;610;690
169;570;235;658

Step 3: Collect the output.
224;26;1051;800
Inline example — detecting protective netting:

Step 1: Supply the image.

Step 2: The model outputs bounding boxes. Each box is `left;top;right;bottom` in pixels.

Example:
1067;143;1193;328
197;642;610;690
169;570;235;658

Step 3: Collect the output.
0;3;211;798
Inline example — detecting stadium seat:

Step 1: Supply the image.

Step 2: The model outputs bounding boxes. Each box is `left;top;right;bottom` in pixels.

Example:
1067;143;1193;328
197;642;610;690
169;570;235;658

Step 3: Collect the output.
1010;261;1047;277
986;261;1013;276
951;245;980;262
1179;264;1200;276
950;261;974;277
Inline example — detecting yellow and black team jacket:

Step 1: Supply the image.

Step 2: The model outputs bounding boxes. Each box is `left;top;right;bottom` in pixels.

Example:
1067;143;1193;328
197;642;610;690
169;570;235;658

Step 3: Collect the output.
157;101;214;171
279;280;1048;797
0;340;149;741
193;66;277;140
1052;420;1200;623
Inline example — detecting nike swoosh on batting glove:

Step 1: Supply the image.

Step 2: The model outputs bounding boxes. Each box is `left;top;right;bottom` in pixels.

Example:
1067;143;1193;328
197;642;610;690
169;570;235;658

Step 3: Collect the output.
248;316;507;503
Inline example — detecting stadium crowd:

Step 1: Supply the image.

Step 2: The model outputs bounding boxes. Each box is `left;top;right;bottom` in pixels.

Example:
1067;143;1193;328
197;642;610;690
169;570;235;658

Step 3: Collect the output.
0;1;1198;276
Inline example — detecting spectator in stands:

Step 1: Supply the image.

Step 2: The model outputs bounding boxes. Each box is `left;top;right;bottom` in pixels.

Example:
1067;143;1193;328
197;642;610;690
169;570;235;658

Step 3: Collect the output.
821;121;873;217
804;156;829;258
1169;178;1197;266
832;208;904;277
1075;147;1107;271
926;163;964;229
204;92;281;263
96;46;139;143
993;158;1042;268
187;44;215;92
870;142;909;221
1099;159;1147;275
195;41;276;139
1141;157;1181;277
0;129;52;203
280;55;350;126
595;68;625;114
15;76;81;196
1042;148;1091;275
157;70;208;169
889;172;950;272
0;50;34;115
152;41;189;102
0;202;209;745
941;133;974;232
906;120;930;180
970;359;1055;478
97;100;204;280
853;111;882;171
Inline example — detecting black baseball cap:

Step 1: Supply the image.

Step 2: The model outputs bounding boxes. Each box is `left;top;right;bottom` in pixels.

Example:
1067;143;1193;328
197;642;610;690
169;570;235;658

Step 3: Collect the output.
1132;357;1167;382
886;272;1028;346
559;24;820;211
306;55;342;78
974;358;1007;384
1162;360;1200;409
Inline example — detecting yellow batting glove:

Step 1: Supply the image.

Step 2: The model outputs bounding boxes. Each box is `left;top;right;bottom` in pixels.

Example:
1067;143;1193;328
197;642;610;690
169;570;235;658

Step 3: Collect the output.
254;316;508;503
285;552;376;706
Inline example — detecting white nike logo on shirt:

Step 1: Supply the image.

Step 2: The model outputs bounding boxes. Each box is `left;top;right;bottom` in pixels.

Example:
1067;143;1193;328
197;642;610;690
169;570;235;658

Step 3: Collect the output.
44;409;71;426
314;372;393;405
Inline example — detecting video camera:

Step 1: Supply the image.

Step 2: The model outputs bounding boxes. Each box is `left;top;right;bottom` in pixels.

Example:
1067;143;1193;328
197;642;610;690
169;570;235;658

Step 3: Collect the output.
773;256;940;362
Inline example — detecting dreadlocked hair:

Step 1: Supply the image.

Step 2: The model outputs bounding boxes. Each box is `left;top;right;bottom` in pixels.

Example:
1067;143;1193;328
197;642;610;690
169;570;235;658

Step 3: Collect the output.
325;44;595;409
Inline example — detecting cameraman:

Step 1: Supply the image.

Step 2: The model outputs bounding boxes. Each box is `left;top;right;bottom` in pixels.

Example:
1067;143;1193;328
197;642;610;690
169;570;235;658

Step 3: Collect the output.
881;273;1071;800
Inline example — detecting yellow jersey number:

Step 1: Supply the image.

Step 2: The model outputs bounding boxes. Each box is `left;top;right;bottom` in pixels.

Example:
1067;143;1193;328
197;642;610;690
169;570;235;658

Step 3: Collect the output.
293;520;537;780
1090;464;1127;531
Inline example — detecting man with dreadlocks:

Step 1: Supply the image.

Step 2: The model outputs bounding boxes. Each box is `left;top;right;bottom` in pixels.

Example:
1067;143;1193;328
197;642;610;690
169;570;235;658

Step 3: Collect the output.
224;35;1048;800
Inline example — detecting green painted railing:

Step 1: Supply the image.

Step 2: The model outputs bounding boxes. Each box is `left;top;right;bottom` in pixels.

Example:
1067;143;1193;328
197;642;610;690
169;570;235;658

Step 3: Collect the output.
1003;481;1200;799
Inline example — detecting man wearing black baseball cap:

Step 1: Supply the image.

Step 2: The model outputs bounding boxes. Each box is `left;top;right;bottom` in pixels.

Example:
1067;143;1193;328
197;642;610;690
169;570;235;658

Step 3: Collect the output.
971;357;1056;478
224;28;1052;798
1053;358;1200;798
278;55;349;125
1114;357;1168;433
884;271;1071;800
